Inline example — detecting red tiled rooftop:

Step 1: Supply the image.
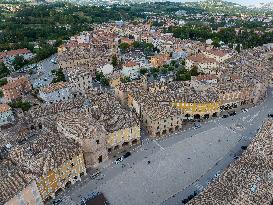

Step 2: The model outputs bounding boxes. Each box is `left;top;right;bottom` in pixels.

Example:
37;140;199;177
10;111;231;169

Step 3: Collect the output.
123;61;138;68
0;48;31;58
188;54;217;64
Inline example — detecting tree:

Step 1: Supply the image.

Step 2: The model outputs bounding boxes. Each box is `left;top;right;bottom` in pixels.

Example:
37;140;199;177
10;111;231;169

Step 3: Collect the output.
51;69;66;83
170;60;177;66
0;78;8;87
119;43;130;52
153;73;158;78
212;40;220;48
0;90;3;98
100;76;109;86
121;76;131;83
190;66;199;76
176;68;191;81
13;55;26;70
140;68;148;75
0;63;10;79
8;100;32;111
95;71;104;82
111;55;118;67
235;44;241;53
34;44;57;63
95;71;109;86
161;67;168;75
151;67;159;74
132;41;141;48
168;66;174;71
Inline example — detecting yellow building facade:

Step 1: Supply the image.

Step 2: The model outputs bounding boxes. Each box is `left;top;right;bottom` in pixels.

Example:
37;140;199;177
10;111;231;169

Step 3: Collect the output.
106;126;141;152
36;153;86;202
171;101;221;119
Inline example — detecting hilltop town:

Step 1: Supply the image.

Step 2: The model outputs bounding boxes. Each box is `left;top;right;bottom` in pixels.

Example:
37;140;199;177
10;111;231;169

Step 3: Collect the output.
0;3;273;205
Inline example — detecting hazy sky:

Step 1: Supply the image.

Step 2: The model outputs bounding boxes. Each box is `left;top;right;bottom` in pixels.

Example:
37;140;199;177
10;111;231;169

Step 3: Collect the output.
173;0;273;5
224;0;271;5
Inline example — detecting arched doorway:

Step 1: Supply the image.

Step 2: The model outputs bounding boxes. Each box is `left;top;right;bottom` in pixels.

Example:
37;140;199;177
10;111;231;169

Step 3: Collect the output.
204;114;209;119
185;114;191;121
194;114;201;120
55;188;63;196
185;114;191;119
132;139;138;145
44;195;53;204
65;181;71;188
122;142;129;147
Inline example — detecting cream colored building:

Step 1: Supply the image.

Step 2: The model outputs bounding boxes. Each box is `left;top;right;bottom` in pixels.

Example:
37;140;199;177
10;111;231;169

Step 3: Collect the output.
201;49;232;63
57;111;109;168
86;91;141;153
185;54;219;74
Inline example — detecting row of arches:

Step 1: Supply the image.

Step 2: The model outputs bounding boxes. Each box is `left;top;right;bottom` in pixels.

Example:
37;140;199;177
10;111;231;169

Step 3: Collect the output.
108;139;139;154
155;125;181;138
44;172;86;203
184;113;218;120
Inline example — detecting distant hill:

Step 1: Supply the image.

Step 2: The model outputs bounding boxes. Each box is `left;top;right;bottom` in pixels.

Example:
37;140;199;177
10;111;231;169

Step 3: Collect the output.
183;0;250;14
1;0;272;14
248;2;273;12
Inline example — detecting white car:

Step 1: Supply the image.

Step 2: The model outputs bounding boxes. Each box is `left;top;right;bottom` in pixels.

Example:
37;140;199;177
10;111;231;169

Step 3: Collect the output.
114;156;124;164
242;108;248;113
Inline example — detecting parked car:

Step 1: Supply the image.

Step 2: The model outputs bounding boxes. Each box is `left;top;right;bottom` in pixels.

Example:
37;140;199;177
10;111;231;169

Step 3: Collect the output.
229;111;236;116
194;123;201;129
242;108;248;113
90;171;101;179
114;156;124;164
268;114;273;118
233;156;239;160
53;199;62;205
215;170;221;177
123;152;131;158
51;58;57;64
222;115;229;118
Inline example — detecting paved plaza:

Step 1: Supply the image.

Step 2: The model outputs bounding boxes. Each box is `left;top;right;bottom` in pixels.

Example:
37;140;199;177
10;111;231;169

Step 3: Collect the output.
74;126;241;205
